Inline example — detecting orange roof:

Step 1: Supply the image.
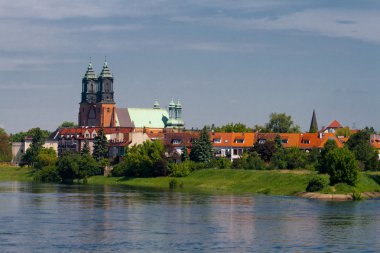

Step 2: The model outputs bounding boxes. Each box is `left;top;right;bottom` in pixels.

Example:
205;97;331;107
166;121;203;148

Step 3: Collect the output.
279;133;300;148
327;120;343;129
319;133;344;148
210;132;255;148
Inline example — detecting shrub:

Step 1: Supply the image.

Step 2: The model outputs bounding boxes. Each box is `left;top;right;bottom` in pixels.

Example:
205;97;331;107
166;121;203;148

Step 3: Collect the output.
306;176;327;192
232;152;266;170
169;178;183;189
33;166;61;183
325;148;359;186
168;161;195;177
271;148;308;170
208;157;231;169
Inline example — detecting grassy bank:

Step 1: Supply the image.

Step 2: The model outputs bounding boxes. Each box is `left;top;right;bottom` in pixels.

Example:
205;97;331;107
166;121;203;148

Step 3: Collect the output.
1;166;380;196
88;169;380;195
0;166;33;181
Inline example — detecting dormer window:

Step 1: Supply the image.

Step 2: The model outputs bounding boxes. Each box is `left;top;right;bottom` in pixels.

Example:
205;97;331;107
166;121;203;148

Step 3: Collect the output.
213;138;221;143
172;139;181;144
258;139;266;144
85;133;90;138
282;139;288;144
235;139;244;143
301;139;310;144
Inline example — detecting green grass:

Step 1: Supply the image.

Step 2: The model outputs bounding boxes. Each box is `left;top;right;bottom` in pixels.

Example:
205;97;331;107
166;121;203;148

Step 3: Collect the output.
2;166;380;196
0;166;33;181
88;169;317;195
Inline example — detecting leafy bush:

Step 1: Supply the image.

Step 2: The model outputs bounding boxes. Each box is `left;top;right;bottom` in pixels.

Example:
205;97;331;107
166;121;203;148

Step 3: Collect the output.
33;148;57;170
325;148;359;186
112;141;168;177
168;161;195;177
169;178;183;189
271;148;308;170
56;153;100;183
306;176;327;192
33;165;61;183
208;157;231;169
232;152;266;170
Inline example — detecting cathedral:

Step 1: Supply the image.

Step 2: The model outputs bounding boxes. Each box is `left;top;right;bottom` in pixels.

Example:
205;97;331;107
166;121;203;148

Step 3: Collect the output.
78;61;185;132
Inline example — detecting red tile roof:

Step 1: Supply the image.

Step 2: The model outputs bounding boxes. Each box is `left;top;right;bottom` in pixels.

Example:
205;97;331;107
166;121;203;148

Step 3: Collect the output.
210;132;255;148
327;120;343;129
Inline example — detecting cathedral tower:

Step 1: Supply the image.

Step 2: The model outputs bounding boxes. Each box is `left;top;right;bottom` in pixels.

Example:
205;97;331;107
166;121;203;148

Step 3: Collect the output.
78;62;98;126
96;61;116;127
78;60;117;127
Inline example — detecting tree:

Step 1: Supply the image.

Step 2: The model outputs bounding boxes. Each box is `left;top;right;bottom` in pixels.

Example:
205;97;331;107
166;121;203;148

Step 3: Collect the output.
58;121;77;128
346;128;378;170
181;147;189;161
335;127;351;137
10;128;51;142
265;113;301;133
325;148;359;186
112;140;168;177
214;123;253;133
81;141;90;155
190;127;213;163
318;140;338;173
253;141;277;162
56;153;100;183
33;148;57;170
21;128;46;166
92;128;108;161
232;152;265;170
271;148;308;170
0;128;11;162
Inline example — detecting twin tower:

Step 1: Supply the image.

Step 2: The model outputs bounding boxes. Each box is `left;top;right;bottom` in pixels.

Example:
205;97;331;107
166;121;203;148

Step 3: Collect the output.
78;61;117;127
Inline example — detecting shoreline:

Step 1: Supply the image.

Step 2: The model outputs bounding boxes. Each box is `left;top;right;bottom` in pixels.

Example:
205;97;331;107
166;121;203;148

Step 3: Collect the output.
1;166;380;200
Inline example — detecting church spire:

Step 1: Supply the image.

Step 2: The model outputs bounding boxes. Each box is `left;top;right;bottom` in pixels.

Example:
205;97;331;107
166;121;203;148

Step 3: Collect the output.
309;109;319;133
99;58;113;78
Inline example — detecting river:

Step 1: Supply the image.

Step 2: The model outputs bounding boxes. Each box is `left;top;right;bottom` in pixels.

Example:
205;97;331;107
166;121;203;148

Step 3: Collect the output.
0;182;379;252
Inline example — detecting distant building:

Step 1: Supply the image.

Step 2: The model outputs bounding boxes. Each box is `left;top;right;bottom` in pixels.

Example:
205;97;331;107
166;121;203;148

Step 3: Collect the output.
322;120;343;133
78;61;185;132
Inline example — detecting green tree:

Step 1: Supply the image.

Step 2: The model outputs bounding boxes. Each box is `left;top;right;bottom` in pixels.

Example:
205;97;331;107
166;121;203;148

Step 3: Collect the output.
190;127;213;163
325;148;359;186
214;123;253;133
0;128;11;162
253;141;277;162
346;128;378;170
318;140;338;173
21;128;46;166
181;147;189;161
271;148;308;170
335;127;351;137
81;141;90;155
33;148;57;170
10;128;50;142
58;121;77;128
112;141;168;177
92;128;108;161
56;153;100;183
265;113;301;133
232;152;266;170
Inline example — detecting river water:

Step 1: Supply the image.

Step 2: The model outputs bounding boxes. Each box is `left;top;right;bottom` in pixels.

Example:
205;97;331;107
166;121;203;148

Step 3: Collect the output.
0;182;379;252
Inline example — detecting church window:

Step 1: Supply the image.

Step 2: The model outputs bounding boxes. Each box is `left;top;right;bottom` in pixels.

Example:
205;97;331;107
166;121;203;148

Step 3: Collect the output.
107;108;110;113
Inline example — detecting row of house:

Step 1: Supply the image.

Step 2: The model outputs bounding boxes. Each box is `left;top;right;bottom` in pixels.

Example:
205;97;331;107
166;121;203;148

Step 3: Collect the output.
13;118;379;164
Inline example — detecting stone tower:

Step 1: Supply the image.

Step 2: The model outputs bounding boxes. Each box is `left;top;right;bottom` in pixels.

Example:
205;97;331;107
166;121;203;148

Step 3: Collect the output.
78;62;98;126
78;60;117;127
96;61;116;127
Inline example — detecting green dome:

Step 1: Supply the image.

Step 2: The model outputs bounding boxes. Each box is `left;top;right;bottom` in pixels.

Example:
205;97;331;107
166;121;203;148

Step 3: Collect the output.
83;62;97;79
100;61;113;78
175;99;182;108
169;99;175;108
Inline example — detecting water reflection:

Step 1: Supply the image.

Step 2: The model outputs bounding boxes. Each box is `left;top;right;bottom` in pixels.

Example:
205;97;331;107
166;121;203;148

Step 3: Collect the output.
0;182;379;252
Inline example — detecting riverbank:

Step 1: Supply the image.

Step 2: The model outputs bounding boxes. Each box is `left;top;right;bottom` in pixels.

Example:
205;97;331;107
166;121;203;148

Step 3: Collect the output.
1;166;380;197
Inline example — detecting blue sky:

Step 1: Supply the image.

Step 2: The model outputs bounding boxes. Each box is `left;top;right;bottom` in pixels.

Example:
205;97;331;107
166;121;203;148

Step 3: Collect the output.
0;0;379;133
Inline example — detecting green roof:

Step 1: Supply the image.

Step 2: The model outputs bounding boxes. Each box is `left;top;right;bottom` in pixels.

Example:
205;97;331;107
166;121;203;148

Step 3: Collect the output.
127;108;169;128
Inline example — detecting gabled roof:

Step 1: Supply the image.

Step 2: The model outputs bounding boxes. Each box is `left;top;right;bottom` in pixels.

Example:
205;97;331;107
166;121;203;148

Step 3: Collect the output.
115;108;134;128
210;132;255;148
127;108;169;129
327;120;342;129
164;132;199;147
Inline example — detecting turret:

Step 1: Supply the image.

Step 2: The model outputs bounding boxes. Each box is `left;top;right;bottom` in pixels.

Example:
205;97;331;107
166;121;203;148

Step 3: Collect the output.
97;60;115;103
81;62;98;103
